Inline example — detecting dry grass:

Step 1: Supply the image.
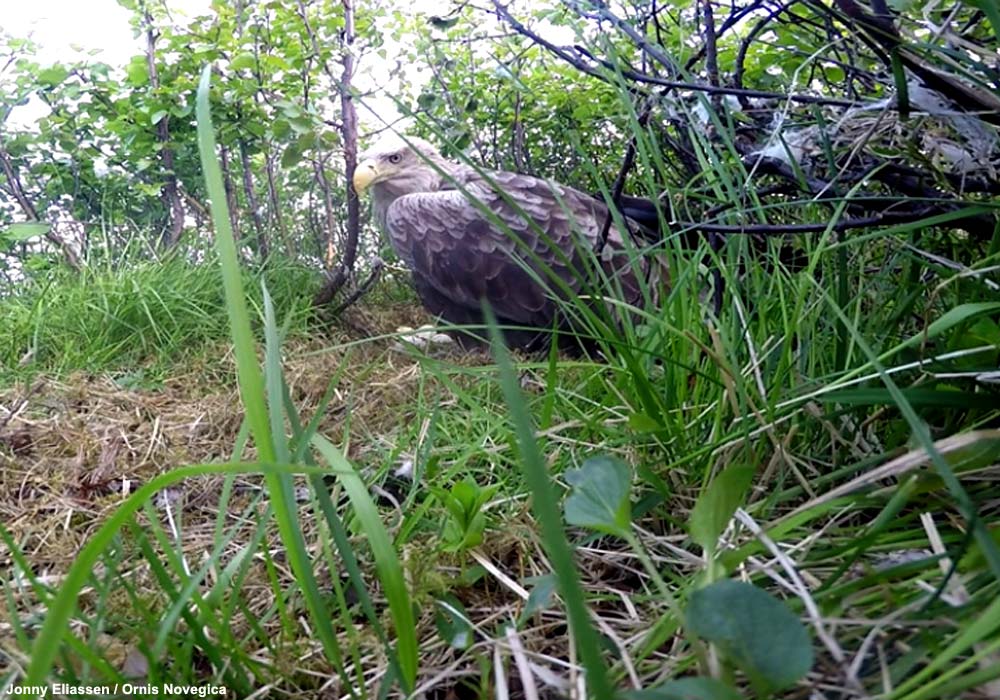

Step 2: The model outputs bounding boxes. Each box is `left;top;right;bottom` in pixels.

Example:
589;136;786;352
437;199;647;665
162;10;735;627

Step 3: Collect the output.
0;302;429;549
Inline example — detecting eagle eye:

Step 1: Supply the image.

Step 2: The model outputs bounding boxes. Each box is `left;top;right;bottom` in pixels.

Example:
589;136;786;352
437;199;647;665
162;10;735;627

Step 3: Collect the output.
388;153;402;164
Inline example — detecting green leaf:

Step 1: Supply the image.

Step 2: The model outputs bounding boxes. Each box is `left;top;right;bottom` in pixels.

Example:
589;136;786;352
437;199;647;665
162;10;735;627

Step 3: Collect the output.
288;116;314;135
271;118;291;139
280;133;314;169
315;436;418;689
890;50;909;119
417;92;439;110
521;574;557;620
563;455;632;537
126;57;149;86
2;222;51;242
484;306;615;698
434;477;497;553
947;316;1000;368
628;412;661;432
230;52;256;71
964;0;1000;45
37;66;69;87
434;594;473;650
262;54;290;71
150;110;169;126
686;580;813;691
689;465;755;553
621;677;743;700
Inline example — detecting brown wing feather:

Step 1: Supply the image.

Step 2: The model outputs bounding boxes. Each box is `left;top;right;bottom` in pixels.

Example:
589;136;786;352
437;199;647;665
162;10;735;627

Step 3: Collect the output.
385;169;649;333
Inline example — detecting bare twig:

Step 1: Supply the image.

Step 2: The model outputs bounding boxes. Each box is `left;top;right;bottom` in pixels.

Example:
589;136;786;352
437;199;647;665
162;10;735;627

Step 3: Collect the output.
328;258;384;315
492;0;861;108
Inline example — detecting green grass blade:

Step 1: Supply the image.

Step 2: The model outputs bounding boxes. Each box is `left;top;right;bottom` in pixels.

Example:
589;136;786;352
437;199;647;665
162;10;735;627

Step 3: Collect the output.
312;435;418;692
194;64;346;681
483;304;614;698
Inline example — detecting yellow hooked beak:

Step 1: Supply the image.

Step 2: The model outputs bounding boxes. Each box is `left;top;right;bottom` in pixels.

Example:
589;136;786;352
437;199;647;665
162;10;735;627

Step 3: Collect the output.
352;159;380;194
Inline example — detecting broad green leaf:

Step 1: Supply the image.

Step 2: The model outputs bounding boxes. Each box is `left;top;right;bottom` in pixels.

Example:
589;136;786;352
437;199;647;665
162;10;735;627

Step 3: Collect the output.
150;110;169;126
948;316;1000;369
686;580;813;691
563;455;632;537
521;574;557;620
262;54;290;71
689;465;755;553
434;594;473;650
320;129;341;148
37;66;69;87
628;412;662;432
2;223;50;242
621;677;743;700
280;140;307;169
417;92;439;110
126;57;149;85
230;52;256;71
271;118;291;139
288;116;315;135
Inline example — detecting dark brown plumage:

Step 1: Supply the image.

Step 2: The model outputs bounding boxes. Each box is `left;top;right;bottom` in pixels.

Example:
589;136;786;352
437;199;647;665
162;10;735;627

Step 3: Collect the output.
353;136;663;350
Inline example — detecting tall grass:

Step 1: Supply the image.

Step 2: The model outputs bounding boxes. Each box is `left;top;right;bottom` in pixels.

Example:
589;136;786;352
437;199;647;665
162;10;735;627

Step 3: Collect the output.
0;254;317;381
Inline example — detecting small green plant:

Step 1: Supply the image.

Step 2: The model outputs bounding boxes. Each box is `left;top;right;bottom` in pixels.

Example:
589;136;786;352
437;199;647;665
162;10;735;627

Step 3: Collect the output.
556;451;813;697
433;477;499;553
688;465;756;581
686;580;814;696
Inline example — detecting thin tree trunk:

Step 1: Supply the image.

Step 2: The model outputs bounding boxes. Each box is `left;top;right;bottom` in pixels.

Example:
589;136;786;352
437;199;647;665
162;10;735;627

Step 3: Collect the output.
312;160;338;266
512;89;528;172
313;0;361;307
220;144;241;240
142;3;185;248
239;139;268;258
264;149;287;244
337;0;360;278
0;140;81;270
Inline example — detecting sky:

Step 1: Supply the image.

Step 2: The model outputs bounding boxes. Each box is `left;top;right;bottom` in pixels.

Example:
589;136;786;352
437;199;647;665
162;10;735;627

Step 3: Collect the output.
5;0;209;66
5;0;212;127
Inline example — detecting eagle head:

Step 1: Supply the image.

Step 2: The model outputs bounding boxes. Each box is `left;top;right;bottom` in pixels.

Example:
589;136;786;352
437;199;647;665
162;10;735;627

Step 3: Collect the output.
353;136;443;195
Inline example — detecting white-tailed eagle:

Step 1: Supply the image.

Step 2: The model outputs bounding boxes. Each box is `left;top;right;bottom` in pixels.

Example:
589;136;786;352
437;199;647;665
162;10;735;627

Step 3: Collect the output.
352;136;663;350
